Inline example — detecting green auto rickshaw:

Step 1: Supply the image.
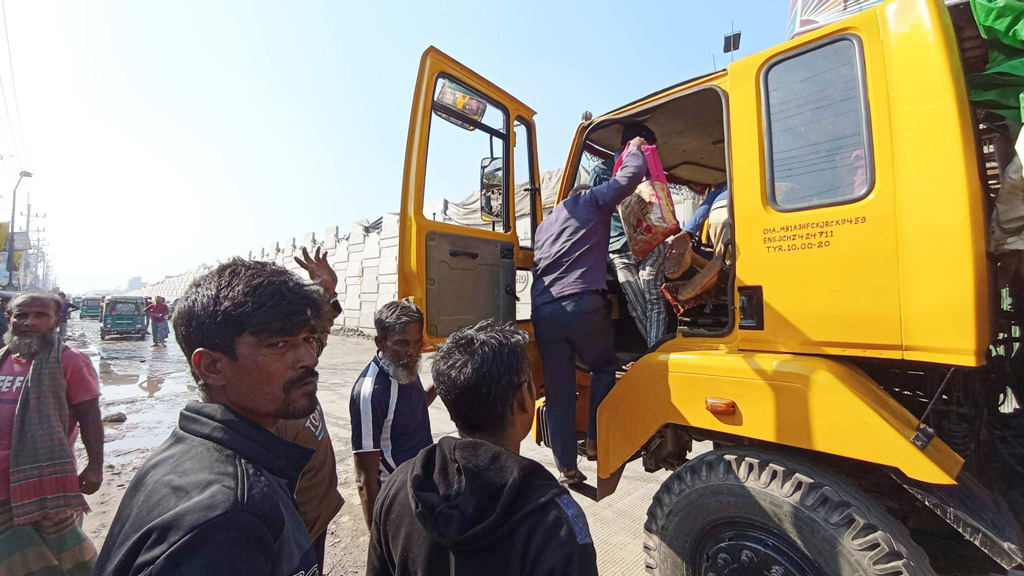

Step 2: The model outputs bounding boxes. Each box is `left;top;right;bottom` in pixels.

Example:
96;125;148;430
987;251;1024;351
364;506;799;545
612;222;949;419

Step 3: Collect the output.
100;298;147;340
79;297;102;320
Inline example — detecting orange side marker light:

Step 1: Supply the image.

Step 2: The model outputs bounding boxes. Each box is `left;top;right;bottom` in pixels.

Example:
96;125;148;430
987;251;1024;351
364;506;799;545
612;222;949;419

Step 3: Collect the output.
705;397;737;415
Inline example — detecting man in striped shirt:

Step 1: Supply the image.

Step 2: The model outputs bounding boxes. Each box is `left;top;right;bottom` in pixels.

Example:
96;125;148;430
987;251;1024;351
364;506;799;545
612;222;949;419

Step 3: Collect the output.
350;300;436;529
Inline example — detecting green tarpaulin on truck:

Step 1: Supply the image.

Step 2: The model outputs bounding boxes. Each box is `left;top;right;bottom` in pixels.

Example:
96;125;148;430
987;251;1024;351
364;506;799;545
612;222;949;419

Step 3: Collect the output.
968;0;1024;127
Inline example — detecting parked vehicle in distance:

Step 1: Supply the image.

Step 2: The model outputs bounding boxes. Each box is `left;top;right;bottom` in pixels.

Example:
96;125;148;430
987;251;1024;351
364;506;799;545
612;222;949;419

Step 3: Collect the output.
119;296;150;332
99;298;146;340
79;297;102;319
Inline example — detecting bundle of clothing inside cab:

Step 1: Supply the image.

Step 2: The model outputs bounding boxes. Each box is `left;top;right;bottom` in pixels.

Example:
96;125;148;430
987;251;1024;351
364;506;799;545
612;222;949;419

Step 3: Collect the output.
614;143;680;259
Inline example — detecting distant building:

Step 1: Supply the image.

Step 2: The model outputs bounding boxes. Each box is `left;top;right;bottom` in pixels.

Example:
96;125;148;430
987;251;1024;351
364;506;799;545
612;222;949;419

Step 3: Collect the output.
127;276;146;291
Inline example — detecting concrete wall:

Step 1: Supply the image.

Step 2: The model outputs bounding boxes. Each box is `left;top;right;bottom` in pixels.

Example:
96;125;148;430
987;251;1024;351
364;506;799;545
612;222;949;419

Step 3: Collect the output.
127;213;401;333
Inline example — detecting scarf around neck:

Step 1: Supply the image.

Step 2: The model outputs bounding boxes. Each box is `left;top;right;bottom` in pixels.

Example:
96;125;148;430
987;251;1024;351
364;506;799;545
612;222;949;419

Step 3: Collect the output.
4;339;89;524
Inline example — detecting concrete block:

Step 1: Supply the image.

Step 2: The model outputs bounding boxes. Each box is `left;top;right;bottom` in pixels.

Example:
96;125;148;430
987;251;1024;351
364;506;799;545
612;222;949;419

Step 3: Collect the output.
349;222;367;245
359;309;376;330
343;298;360;317
360;292;377;303
302;232;317;251
267;242;280;259
361;257;380;270
282;238;296;257
381;212;400;239
346;261;362;278
363;234;380;259
378;283;397;301
333;239;349;262
380;247;398;274
380;236;398;249
378;273;398;285
361;267;379;293
323;226;339;249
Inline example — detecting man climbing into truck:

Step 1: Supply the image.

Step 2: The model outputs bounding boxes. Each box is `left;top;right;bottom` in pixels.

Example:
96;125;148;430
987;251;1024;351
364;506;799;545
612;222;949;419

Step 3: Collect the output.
531;135;648;484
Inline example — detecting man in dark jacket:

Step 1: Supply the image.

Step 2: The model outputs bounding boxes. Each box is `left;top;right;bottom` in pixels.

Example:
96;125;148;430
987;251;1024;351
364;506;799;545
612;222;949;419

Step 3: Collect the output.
95;259;325;576
367;319;598;576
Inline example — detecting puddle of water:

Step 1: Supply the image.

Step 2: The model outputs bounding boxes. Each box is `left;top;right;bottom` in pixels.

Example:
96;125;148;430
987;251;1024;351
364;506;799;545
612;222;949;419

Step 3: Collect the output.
68;318;196;466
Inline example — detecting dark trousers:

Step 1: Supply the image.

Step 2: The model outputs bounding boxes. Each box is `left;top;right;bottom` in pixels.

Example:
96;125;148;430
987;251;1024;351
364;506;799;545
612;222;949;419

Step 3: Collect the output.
533;291;617;473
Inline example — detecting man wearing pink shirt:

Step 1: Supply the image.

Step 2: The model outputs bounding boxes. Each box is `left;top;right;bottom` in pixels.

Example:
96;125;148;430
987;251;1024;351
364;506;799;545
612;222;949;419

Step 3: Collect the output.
0;292;103;574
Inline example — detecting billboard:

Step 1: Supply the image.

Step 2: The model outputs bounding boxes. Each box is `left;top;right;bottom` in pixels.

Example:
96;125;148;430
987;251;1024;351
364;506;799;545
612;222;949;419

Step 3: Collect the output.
787;0;888;38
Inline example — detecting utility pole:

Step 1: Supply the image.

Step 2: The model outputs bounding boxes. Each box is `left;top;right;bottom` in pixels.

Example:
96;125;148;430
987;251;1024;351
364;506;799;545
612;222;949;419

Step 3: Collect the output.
20;194;44;238
27;233;45;289
38;250;48;290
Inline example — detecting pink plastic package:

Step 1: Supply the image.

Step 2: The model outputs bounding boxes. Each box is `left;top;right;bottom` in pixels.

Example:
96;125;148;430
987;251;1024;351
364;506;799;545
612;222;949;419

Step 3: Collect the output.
613;143;680;259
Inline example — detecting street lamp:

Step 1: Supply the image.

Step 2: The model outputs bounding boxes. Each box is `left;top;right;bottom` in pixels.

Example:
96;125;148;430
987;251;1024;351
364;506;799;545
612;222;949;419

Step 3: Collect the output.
5;170;32;289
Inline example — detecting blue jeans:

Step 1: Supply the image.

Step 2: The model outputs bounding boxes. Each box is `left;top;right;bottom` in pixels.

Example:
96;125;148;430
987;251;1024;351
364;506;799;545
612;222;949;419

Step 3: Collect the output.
152;321;169;343
533;291;617;473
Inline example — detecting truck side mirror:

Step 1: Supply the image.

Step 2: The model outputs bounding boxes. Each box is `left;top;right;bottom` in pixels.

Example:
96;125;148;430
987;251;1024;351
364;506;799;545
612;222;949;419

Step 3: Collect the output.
480;156;503;223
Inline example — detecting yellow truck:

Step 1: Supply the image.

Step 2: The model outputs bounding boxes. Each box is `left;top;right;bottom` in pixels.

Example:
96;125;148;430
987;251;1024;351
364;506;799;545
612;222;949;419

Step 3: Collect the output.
397;0;1024;573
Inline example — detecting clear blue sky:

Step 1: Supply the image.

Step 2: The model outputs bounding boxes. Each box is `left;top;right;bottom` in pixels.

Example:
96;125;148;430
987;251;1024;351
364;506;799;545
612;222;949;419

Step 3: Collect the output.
3;1;787;293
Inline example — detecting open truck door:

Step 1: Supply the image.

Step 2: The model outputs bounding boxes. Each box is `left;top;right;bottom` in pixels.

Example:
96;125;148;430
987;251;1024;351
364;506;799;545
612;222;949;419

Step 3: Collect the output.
398;47;540;345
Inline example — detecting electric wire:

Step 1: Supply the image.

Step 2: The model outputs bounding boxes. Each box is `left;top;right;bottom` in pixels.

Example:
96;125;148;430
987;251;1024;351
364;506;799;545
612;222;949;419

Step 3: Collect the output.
1;0;26;168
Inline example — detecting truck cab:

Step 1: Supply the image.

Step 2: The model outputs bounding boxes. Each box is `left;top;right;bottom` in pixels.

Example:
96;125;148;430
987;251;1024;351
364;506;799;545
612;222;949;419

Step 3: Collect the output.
397;0;1023;572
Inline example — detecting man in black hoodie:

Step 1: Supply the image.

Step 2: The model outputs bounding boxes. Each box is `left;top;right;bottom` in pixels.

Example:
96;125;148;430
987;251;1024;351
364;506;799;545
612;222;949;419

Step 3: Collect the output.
367;319;598;576
95;259;324;576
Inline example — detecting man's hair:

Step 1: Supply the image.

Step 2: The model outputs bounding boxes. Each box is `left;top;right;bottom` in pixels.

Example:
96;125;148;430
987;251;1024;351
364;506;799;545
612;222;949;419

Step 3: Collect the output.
58;292;66;298
173;258;325;385
431;319;530;438
8;292;62;317
620;122;657;147
374;300;423;341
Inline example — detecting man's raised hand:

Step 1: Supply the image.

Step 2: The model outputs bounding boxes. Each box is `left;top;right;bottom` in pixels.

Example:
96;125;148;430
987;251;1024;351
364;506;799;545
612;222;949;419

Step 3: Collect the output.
294;246;338;296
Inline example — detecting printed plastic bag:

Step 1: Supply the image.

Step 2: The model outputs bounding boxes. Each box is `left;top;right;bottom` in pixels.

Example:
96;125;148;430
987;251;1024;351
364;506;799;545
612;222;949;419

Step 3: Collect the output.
614;144;680;259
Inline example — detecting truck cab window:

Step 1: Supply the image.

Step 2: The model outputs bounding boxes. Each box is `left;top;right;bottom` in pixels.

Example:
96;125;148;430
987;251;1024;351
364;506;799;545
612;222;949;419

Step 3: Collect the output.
513;118;537;249
422;77;510;232
764;37;873;211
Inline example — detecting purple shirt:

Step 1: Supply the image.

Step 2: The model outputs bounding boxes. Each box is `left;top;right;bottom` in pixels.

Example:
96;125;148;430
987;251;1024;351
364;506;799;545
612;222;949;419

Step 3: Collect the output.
532;146;647;308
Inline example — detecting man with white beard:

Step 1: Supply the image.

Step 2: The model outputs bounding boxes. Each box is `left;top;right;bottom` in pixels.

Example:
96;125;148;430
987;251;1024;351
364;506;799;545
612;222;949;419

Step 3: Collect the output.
350;300;436;529
0;292;103;574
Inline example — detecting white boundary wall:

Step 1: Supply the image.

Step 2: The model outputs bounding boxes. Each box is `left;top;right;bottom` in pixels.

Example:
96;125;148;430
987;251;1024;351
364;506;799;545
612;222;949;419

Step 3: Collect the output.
126;212;401;332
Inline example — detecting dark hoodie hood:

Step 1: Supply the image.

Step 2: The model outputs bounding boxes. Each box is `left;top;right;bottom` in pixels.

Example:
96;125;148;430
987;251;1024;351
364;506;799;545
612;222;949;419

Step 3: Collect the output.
409;436;565;552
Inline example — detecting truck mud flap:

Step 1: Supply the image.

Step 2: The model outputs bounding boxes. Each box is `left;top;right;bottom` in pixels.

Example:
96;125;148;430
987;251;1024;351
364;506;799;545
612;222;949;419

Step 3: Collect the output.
891;469;1023;570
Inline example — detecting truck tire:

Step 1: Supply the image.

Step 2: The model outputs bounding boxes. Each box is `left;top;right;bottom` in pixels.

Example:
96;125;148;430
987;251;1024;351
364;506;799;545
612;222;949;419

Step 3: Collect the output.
643;447;936;576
